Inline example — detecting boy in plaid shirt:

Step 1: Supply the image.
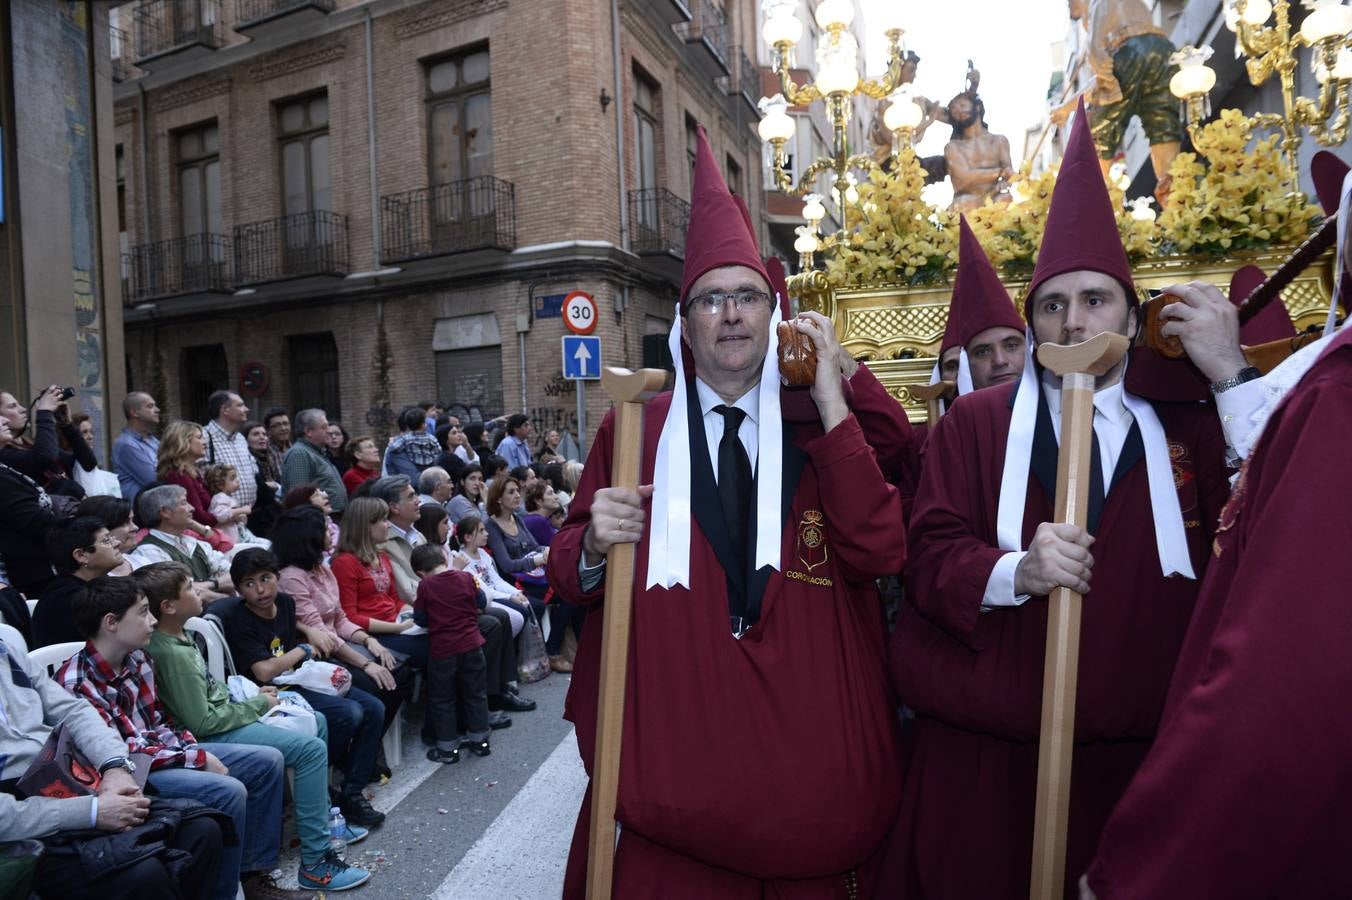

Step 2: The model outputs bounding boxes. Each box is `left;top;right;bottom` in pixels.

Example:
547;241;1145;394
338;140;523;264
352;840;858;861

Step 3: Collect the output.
58;575;313;900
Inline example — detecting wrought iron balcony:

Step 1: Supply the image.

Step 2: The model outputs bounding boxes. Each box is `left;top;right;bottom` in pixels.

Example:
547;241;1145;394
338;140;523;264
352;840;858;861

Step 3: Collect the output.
629;188;690;258
633;0;691;27
235;0;336;36
681;0;729;77
735;47;760;113
110;24;136;82
133;0;222;66
123;234;233;304
380;177;517;264
233;211;349;284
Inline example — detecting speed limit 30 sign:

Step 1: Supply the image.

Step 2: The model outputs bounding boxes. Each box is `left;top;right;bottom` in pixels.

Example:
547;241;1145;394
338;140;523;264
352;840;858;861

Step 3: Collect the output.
562;291;598;335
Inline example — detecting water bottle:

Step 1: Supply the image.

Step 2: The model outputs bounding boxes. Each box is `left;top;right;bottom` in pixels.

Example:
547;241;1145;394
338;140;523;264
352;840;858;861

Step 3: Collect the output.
327;807;347;861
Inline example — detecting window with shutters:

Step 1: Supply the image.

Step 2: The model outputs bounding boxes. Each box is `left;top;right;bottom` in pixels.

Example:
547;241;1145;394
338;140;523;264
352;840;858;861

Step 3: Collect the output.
277;94;331;265
426;48;493;245
174;123;225;289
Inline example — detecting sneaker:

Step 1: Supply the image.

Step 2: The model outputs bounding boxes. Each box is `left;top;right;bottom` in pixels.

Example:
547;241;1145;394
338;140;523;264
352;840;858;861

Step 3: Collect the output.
338;822;369;846
488;711;513;730
427;746;460;764
241;872;319;900
338;793;386;828
298;851;372;892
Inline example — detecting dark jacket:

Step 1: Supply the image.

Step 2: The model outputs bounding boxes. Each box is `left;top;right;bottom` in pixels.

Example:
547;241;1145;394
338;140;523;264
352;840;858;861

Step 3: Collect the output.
38;797;232;882
0;410;98;487
0;465;59;596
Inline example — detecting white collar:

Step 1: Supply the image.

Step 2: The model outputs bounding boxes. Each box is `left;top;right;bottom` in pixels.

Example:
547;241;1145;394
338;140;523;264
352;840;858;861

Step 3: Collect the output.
1040;369;1132;429
694;378;759;426
149;529;195;550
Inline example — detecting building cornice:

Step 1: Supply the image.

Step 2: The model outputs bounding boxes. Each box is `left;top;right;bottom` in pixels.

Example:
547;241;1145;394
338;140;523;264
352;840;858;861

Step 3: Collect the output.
393;0;508;40
151;77;234;112
249;39;346;82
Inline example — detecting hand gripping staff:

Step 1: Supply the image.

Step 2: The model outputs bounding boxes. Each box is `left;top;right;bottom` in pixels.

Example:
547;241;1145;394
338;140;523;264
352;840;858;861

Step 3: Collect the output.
1029;332;1129;900
586;366;667;900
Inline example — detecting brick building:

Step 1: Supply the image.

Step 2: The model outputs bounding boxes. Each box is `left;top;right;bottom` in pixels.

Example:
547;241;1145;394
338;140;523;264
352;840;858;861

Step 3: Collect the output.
113;0;764;449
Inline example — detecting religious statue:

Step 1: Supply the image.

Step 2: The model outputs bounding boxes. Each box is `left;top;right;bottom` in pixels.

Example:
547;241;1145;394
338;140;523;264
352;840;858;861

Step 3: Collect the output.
869;52;948;169
943;65;1014;212
1052;0;1182;205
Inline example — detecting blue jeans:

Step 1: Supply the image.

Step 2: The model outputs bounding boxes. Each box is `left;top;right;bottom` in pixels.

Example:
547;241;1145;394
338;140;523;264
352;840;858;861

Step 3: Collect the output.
207;717;331;865
294;685;383;796
148;743;284;900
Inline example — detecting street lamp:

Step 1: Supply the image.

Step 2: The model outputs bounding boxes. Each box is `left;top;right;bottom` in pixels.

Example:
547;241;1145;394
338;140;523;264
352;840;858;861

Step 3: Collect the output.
757;0;911;267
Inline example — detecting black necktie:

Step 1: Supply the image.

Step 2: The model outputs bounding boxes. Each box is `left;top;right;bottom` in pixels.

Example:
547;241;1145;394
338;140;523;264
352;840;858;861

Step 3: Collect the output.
1087;425;1106;535
714;404;753;565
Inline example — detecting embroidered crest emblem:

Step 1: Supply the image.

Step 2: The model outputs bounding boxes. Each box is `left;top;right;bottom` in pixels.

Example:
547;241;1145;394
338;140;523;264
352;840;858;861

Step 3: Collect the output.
797;509;829;572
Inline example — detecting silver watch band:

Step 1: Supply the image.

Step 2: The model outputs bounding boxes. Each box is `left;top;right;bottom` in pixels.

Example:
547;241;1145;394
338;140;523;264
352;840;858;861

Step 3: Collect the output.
1210;366;1261;395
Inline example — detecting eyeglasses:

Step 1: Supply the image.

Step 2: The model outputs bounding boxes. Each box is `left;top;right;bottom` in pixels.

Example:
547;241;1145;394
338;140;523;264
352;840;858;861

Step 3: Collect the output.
686;290;772;317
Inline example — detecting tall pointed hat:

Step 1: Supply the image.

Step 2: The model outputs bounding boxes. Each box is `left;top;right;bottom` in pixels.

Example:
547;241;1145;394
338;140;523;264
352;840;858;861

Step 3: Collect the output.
943;216;1025;355
648;125;784;592
1025;99;1135;318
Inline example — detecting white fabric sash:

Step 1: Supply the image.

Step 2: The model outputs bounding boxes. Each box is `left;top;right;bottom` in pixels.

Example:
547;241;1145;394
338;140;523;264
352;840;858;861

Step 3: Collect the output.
646;301;784;589
927;348;972;416
995;333;1196;580
1325;168;1352;335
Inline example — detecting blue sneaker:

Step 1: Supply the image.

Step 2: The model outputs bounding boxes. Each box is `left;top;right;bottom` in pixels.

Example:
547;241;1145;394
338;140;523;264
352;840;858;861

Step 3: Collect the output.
298;850;372;891
340;823;369;846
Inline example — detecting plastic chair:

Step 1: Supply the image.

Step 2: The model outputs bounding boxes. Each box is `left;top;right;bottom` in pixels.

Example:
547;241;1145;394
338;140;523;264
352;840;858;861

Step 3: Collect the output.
28;642;83;678
0;622;28;655
185;616;236;684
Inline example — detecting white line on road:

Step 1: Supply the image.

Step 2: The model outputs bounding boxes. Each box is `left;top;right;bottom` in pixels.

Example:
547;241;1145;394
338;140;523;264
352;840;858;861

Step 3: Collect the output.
430;728;587;899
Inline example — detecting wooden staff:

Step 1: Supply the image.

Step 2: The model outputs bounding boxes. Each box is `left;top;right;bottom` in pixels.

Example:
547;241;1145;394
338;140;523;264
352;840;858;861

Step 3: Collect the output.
586;365;667;900
1029;331;1130;900
911;380;957;429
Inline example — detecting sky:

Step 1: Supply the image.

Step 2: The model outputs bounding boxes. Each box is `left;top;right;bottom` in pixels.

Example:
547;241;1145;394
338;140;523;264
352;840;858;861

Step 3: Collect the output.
856;0;1072;197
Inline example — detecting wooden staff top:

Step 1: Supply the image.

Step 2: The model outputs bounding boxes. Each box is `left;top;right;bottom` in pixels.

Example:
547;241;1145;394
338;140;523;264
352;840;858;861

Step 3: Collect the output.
1037;332;1131;378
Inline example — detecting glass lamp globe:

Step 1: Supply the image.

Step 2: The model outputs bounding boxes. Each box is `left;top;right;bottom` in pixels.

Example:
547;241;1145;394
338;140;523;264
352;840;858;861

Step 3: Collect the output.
757;95;796;143
1224;0;1272;29
763;10;803;46
1301;1;1352;45
814;0;855;31
802;194;827;223
1169;63;1216;99
814;31;859;95
883;93;924;131
794;230;819;254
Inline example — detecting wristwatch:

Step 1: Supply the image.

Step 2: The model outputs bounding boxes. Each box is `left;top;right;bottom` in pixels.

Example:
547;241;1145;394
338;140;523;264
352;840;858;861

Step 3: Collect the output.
1210;365;1261;395
98;756;136;776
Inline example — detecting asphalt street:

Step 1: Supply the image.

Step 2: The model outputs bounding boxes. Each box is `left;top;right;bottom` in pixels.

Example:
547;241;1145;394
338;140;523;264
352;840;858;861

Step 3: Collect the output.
272;669;584;898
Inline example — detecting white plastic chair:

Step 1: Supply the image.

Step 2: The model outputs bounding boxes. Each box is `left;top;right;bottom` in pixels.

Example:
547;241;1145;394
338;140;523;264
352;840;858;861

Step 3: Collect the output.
185;616;236;683
29;642;83;679
0;622;28;655
383;708;404;765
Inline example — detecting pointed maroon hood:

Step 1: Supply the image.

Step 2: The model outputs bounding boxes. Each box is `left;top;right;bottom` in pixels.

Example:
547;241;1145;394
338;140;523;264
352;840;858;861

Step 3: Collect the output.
680;126;771;305
943;216;1025;353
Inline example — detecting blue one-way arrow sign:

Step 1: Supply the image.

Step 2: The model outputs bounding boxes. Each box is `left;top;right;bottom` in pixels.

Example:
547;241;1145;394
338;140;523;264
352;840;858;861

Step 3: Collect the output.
562;335;602;380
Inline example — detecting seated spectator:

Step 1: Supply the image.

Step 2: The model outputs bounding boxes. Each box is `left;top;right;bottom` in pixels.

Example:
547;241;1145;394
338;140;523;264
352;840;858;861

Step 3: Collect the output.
367;476;425;605
273;506;407;737
342;435;381;498
205;464;255;547
481;454;508;491
282;482;340;558
541;462;568;506
451;515;529;638
124;483;233;602
262;408;291;485
509;465;538;489
236;420;281;538
536;428;564;465
156;421;221;543
382;406;440;479
282;409;346;515
559;459;584;508
447;463;486;525
410;544;491;764
325;421;350;472
111;391;161;500
548;505;566;532
32;517;122;648
221;550;386;828
463;422;490;461
65;412;121;498
331;497;425;667
494;414;533;469
484;476;548;581
0;385;97;493
58;576;305;900
140;561;373;891
415;503;453;567
76;494;136;576
0;415;62;599
436;418;477;469
0;619;224;898
418;467;453;509
521;479;563;547
246;419;282;486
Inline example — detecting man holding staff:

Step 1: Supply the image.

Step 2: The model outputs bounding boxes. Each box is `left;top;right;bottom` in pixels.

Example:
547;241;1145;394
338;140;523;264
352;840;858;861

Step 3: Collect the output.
881;103;1233;897
547;126;907;898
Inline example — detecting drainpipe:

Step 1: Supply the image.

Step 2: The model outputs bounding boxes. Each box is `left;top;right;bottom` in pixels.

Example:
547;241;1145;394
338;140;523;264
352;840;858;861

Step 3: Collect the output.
610;0;627;253
364;9;381;263
136;82;150;243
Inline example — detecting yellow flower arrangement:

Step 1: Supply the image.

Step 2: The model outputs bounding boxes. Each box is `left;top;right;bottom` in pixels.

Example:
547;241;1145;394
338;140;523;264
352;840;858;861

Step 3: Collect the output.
1157;109;1321;256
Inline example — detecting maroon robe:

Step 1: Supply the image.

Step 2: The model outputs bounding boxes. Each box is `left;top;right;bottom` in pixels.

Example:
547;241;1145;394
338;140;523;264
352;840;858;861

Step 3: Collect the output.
843;364;924;516
548;390;906;899
1087;331;1352;899
881;377;1231;898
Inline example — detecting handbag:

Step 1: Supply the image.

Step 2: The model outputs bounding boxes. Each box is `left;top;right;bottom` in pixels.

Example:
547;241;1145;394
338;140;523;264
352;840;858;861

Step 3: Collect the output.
15;723;101;800
273;659;352;696
517;606;551;684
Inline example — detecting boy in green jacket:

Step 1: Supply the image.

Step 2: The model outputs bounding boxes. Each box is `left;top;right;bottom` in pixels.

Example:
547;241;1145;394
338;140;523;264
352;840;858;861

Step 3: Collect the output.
140;561;374;892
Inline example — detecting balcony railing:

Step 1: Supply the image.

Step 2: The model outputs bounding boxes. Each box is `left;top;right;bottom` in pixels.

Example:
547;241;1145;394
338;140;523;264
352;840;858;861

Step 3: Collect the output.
110;24;135;82
380;177;517;263
233;211;349;284
736;47;760;111
133;0;222;63
683;0;729;71
123;234;232;304
629;188;690;257
235;0;336;30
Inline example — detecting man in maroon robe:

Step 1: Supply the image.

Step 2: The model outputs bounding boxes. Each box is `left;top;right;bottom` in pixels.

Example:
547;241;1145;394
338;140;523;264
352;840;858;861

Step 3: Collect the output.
936;216;1029;396
880;102;1233;898
547;126;906;898
1080;154;1352;900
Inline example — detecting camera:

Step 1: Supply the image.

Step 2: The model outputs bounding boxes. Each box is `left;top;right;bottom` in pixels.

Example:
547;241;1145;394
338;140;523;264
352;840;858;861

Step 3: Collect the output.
58;387;77;401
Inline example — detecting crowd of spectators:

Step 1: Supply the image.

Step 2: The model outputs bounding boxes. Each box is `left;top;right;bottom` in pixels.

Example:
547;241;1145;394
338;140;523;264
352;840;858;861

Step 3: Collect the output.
0;384;584;897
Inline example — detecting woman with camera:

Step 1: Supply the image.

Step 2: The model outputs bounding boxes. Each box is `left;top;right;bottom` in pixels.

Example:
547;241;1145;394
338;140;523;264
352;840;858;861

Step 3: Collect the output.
0;385;98;497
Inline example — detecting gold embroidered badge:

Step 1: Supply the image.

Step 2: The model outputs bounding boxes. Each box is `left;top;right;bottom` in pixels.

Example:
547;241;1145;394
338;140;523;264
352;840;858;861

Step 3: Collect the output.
797;509;829;572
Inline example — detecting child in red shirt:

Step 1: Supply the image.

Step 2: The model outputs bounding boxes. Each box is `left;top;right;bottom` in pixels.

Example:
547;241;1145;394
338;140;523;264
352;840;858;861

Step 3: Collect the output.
411;543;491;763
